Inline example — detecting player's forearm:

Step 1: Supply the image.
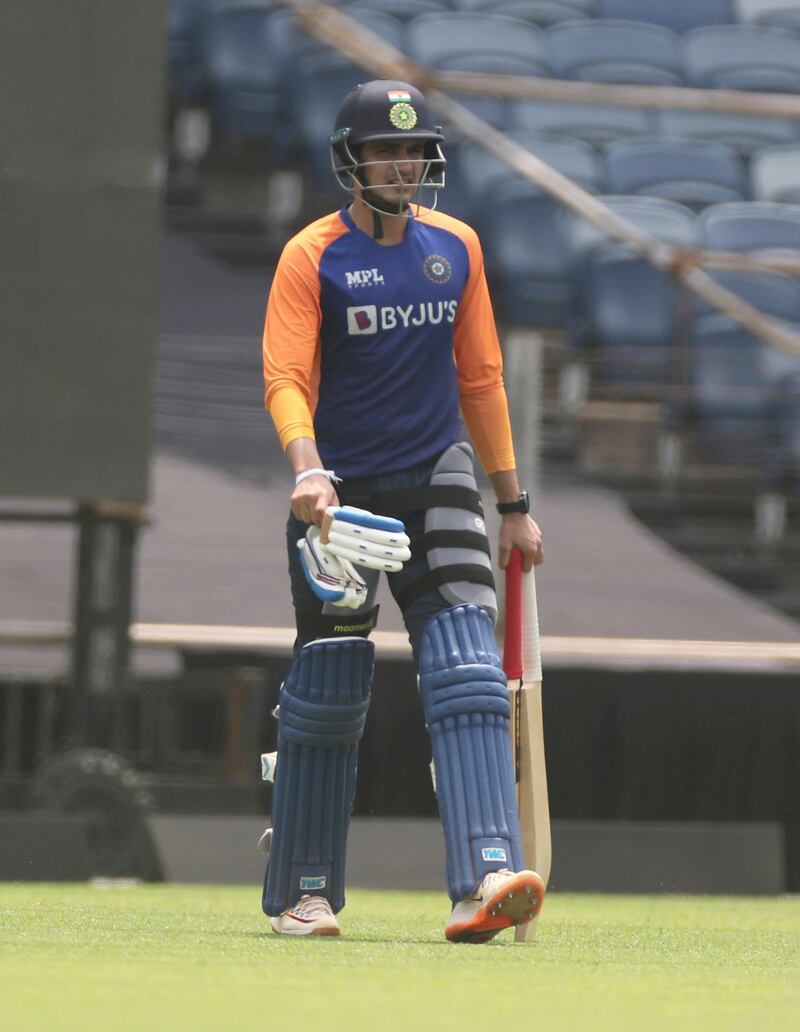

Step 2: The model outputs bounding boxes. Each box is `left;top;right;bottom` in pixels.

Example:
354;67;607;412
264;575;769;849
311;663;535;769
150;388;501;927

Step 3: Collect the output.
286;437;326;477
489;469;522;504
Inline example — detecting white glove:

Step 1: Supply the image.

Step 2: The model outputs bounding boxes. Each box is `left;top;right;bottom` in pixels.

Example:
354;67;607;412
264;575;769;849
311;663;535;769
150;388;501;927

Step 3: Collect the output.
322;506;411;572
298;525;370;609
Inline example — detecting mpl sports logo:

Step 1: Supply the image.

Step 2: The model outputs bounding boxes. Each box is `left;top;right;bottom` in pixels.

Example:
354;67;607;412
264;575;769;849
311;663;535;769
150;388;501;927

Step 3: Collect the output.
347;300;458;335
345;268;385;288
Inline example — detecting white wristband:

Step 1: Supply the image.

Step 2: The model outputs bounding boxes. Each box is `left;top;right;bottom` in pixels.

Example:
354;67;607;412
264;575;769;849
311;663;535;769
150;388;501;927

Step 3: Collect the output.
295;467;341;486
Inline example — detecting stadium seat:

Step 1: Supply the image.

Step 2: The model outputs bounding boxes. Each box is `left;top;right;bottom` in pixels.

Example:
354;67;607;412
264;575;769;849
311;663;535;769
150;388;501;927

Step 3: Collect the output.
168;0;213;106
408;12;546;74
689;315;777;467
751;145;800;204
691;269;800;324
544;19;684;85
202;2;287;149
341;0;449;18
288;9;407;192
594;0;734;33
604;138;747;211
699;201;800;254
483;138;604;326
683;25;800;92
653;110;798;157
562;196;698;384
513;101;654;147
480;0;592;27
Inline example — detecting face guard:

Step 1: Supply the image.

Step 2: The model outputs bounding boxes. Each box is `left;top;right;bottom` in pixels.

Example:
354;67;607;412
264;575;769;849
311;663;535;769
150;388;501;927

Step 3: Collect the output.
330;128;446;216
329;80;446;218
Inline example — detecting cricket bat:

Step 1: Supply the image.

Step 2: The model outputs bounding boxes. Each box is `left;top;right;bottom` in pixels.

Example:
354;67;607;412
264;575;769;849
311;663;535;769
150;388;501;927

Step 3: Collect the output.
502;548;551;943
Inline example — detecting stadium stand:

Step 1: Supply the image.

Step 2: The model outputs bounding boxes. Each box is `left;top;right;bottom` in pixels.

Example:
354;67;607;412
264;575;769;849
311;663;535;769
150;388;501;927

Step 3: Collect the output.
652;110;799;156
407;11;547;74
594;0;734;33
603;137;748;211
543;19;684;85
481;1;593;27
563;196;699;386
684;25;800;92
168;0;212;108
480;137;604;326
699;200;800;252
512;101;654;147
201;2;288;151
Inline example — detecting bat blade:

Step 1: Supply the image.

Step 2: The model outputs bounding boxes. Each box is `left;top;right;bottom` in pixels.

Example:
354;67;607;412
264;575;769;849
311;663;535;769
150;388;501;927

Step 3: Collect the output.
504;549;550;943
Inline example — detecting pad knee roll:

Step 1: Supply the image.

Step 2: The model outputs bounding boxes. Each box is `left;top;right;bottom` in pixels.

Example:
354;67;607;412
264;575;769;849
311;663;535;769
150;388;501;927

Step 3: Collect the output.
419;605;524;902
262;637;373;916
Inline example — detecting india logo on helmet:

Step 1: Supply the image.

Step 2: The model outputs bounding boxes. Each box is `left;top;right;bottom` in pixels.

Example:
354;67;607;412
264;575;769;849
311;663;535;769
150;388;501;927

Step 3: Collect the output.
389;103;418;131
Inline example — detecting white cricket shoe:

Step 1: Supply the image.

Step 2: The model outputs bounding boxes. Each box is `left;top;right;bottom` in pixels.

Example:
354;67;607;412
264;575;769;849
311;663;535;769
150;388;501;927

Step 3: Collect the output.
445;868;545;944
270;895;341;937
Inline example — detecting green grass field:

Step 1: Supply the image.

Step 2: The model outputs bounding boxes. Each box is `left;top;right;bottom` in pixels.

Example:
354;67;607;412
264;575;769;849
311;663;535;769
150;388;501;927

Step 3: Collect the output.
1;884;798;1032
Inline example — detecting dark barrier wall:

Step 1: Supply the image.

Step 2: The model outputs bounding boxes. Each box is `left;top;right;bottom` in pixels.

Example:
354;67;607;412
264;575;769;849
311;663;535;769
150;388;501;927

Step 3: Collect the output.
0;1;164;501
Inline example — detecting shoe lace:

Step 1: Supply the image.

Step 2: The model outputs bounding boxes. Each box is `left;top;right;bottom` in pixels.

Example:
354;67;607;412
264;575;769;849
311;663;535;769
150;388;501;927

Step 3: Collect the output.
287;895;334;919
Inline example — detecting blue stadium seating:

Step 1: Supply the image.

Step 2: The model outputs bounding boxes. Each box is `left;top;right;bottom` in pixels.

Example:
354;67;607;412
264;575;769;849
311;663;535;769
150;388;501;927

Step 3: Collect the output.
513;101;653;147
168;0;213;106
201;3;288;149
684;25;800;92
604;137;747;211
342;0;449;18
689;314;778;468
408;12;546;74
699;201;800;253
653;110;799;156
482;0;591;26
544;19;684;85
751;146;800;204
480;137;604;326
562;196;698;382
288;9;406;191
594;0;734;33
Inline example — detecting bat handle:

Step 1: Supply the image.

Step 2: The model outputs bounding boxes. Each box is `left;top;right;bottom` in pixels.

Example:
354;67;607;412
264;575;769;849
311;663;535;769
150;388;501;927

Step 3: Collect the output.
503;549;523;680
320;510;333;545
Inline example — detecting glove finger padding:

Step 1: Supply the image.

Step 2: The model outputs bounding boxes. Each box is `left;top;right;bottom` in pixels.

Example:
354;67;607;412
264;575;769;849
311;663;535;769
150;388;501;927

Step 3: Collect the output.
323;506;410;573
298;527;368;609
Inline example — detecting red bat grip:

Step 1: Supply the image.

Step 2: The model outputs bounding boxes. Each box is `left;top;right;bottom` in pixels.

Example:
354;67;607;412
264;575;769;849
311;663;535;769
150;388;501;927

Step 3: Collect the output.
502;548;523;680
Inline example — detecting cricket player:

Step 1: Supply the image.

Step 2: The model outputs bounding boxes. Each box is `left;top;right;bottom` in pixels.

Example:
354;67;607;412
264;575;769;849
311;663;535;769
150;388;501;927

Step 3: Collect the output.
261;79;544;942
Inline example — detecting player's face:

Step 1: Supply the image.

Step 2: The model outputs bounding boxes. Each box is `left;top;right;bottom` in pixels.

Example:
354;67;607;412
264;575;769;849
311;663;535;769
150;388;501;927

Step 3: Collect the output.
359;140;427;211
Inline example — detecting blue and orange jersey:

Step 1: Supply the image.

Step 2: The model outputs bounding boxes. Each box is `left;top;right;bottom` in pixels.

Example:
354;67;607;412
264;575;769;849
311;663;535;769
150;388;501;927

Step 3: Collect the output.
262;205;516;478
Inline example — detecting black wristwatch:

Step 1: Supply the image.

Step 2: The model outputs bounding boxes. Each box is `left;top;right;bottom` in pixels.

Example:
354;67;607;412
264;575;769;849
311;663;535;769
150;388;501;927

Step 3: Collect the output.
496;490;530;515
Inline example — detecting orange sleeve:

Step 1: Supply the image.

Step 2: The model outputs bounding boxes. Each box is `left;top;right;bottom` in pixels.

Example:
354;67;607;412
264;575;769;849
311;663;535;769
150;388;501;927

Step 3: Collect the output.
451;224;516;475
262;215;347;451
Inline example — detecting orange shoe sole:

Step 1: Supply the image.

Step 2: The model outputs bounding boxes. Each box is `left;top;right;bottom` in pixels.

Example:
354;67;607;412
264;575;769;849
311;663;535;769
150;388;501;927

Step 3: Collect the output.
445;870;545;944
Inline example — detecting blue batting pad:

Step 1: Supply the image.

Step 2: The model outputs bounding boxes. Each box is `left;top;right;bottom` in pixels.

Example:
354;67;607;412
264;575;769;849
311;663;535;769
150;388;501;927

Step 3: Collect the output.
262;637;373;916
419;605;524;902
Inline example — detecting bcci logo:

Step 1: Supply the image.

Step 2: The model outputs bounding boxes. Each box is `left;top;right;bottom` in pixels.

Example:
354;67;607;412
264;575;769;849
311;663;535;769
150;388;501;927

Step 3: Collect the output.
424;254;452;284
389;102;418;131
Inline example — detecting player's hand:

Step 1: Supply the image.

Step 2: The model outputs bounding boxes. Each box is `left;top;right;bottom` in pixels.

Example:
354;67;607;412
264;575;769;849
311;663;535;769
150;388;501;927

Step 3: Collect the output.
291;474;339;526
498;513;543;572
